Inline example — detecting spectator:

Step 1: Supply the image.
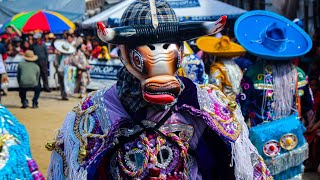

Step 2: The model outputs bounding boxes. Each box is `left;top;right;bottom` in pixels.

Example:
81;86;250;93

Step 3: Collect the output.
12;36;23;54
74;34;84;48
31;32;51;92
67;34;76;47
86;37;93;52
27;32;34;46
74;44;90;98
44;33;55;54
98;46;111;60
0;34;10;46
22;41;31;53
17;50;41;108
5;25;22;38
91;38;102;58
0;41;7;103
53;40;76;100
6;43;17;57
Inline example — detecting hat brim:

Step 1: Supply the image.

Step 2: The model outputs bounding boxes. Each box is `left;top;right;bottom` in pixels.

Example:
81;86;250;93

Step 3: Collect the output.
23;55;38;61
54;40;76;54
234;10;312;60
196;36;246;57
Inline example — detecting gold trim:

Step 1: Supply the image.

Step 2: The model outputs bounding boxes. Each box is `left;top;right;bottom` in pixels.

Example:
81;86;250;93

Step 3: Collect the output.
279;133;298;151
200;84;242;141
254;80;307;90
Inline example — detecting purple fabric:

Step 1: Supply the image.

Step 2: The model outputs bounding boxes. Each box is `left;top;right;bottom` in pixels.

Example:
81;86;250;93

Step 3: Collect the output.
177;76;200;110
178;104;236;143
87;83;233;179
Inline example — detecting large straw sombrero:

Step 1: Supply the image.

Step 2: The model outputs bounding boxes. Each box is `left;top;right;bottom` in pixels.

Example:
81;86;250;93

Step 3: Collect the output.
22;50;38;61
54;40;75;54
234;10;312;60
196;35;246;57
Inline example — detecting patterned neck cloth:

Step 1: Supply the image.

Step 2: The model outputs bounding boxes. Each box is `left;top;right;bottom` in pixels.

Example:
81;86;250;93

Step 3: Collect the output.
116;67;165;114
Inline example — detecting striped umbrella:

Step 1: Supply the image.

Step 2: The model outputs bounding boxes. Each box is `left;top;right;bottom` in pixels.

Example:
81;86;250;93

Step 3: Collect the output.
3;10;75;34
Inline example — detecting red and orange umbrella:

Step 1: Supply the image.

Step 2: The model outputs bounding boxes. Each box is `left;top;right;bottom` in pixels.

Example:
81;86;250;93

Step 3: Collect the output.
3;10;75;33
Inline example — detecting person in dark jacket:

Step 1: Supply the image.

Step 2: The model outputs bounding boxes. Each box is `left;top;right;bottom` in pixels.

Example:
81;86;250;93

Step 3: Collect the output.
17;50;41;108
31;32;51;92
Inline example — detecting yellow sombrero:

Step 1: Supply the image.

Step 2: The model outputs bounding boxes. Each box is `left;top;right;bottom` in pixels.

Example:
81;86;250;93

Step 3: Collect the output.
196;35;246;57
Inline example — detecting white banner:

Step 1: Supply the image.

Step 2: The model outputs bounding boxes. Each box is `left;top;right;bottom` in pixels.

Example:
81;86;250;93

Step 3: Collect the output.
87;58;123;90
5;54;58;89
5;54;123;90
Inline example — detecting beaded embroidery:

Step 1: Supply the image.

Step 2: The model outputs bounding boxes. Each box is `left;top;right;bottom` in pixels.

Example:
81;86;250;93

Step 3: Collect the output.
197;84;241;141
0;105;44;179
111;121;194;179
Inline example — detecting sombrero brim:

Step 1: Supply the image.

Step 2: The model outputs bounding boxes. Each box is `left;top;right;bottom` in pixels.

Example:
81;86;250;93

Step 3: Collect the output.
54;40;76;54
234;10;312;60
196;36;246;57
22;55;38;61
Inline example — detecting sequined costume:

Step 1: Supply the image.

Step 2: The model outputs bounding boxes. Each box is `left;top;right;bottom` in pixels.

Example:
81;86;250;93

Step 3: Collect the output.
47;75;271;180
209;59;243;101
183;54;207;84
235;10;313;180
240;61;312;126
196;36;246;101
0;105;44;180
47;1;271;179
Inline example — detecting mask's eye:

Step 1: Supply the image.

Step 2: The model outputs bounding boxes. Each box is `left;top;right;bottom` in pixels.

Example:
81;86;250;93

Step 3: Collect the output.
162;44;170;50
147;44;155;50
130;49;143;72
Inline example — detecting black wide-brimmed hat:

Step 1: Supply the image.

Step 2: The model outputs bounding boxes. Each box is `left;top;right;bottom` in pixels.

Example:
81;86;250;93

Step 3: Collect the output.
97;0;227;46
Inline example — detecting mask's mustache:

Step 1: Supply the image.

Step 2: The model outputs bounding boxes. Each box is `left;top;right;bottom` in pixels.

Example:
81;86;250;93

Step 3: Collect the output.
147;51;175;64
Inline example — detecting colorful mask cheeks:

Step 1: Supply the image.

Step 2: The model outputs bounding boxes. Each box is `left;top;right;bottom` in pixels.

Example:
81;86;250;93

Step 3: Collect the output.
263;140;281;157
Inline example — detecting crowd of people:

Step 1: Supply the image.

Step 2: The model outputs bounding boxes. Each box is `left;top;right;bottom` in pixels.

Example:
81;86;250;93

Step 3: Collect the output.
0;24;120;107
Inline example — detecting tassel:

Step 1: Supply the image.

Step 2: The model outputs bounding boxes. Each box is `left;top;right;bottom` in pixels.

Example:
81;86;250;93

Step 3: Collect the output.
47;151;65;180
231;107;255;180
